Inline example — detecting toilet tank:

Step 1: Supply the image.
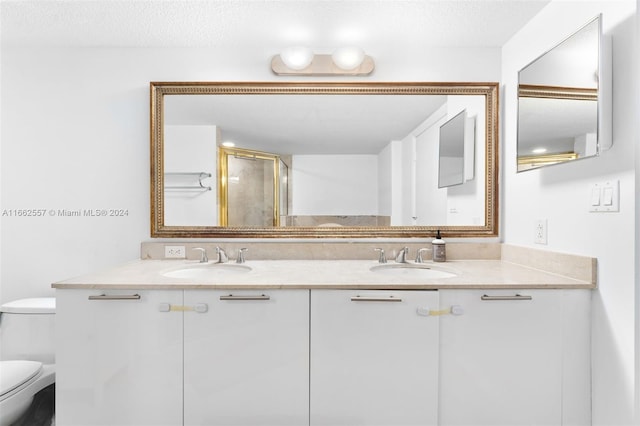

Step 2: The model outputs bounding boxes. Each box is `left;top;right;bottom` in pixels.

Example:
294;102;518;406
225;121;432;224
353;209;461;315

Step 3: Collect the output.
0;298;56;364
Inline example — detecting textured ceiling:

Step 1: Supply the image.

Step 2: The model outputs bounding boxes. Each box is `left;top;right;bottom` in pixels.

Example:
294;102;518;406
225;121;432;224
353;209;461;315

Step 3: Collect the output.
1;0;550;49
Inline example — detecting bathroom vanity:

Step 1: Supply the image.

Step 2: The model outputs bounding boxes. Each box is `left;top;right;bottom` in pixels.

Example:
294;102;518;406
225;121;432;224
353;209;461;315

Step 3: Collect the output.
53;244;594;426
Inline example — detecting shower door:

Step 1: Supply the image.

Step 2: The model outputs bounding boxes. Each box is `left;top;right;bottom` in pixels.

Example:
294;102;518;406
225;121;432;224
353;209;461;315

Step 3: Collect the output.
218;147;281;227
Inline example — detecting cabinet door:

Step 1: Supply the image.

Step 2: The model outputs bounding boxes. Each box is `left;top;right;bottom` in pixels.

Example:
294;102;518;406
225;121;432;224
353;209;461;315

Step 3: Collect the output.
439;289;566;426
56;289;183;426
184;289;309;426
310;290;439;426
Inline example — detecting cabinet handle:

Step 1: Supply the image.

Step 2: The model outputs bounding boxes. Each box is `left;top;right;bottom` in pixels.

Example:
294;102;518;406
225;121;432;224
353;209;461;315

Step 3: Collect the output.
219;294;270;301
350;295;403;302
481;294;532;301
88;294;141;301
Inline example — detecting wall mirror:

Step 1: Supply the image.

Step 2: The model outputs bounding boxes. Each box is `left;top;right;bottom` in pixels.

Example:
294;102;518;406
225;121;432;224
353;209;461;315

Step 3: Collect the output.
151;82;499;238
517;14;611;172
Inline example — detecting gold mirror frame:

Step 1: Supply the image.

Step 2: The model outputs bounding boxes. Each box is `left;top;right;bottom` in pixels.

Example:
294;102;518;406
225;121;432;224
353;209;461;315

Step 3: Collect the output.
150;82;499;238
518;84;598;102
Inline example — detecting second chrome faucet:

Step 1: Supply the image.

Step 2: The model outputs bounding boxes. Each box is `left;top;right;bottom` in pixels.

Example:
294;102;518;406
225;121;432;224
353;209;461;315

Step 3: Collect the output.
395;247;409;263
215;246;229;263
214;246;248;264
374;246;432;264
374;247;409;263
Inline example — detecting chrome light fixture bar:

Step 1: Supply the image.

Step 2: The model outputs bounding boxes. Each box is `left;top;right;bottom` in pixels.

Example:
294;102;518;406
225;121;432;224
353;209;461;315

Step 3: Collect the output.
271;46;375;76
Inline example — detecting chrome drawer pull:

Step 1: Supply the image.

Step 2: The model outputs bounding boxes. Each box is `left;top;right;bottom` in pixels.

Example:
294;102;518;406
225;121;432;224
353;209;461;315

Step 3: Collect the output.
220;294;270;301
481;294;532;301
88;294;141;301
351;296;403;302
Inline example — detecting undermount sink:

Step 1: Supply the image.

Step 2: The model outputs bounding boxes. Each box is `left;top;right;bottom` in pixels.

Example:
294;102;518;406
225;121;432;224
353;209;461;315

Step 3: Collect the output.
369;263;456;279
163;263;252;279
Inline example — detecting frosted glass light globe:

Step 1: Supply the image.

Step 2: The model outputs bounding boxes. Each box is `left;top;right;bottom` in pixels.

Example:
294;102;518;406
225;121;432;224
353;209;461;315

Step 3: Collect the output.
280;47;314;71
332;47;365;70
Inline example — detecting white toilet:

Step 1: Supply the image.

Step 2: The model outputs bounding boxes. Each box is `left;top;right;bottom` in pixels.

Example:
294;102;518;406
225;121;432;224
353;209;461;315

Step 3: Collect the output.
0;298;56;426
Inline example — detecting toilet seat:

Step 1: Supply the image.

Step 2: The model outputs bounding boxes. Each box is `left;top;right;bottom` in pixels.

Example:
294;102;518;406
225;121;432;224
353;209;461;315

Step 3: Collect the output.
0;298;55;314
0;360;43;402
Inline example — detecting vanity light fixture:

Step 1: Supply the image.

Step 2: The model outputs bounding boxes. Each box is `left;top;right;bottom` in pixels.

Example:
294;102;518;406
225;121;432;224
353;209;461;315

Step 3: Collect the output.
271;46;374;76
332;47;365;70
221;141;236;148
532;147;548;154
279;46;314;71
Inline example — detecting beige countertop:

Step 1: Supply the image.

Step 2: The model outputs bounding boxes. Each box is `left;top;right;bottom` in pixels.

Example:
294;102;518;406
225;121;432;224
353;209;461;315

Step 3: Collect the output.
51;258;595;290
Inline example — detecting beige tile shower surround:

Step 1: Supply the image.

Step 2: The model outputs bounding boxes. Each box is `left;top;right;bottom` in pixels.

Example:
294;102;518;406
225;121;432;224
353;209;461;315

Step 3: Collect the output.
52;243;596;290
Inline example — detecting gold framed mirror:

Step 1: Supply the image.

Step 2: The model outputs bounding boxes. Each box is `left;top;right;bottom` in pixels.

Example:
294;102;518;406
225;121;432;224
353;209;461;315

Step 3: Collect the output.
151;82;499;238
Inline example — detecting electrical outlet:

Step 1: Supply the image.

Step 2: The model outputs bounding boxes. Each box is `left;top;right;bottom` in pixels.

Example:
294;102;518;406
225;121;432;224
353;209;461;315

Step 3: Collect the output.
534;219;547;245
165;245;186;259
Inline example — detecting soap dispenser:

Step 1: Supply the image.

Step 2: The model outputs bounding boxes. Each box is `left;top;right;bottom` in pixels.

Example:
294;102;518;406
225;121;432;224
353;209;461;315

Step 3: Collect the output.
432;230;446;262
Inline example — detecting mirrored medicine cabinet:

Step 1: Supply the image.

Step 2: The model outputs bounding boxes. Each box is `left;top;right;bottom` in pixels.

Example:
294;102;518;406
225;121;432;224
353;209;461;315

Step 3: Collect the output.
151;82;499;238
517;14;611;172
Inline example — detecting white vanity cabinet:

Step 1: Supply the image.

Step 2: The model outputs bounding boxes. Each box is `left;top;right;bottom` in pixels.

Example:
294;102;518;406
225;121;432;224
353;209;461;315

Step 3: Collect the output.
438;289;591;426
183;289;310;426
55;285;591;426
309;290;440;426
56;289;184;426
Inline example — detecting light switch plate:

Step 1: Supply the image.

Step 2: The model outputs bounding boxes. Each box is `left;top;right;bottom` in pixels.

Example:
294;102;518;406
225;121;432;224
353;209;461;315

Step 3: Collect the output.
589;180;619;212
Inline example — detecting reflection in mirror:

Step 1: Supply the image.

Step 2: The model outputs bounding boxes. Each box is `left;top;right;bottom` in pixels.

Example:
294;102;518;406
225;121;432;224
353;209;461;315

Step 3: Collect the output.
151;83;499;238
517;15;609;172
278;158;289;222
164;124;217;226
438;110;476;188
218;147;283;227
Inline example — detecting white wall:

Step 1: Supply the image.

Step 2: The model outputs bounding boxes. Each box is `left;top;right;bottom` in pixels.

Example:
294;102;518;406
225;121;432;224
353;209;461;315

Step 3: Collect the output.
389;96;485;227
445;96;486;226
291;154;378;216
501;2;637;424
636;2;640;423
377;142;392;217
416;124;446;225
164;125;218;226
0;42;500;303
378;140;403;224
399;133;416;224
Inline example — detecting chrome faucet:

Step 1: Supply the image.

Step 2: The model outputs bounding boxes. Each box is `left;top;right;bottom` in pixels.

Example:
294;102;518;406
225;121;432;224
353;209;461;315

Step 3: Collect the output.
415;248;431;263
236;248;248;264
192;247;208;263
374;248;387;264
395;247;409;263
215;246;229;263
